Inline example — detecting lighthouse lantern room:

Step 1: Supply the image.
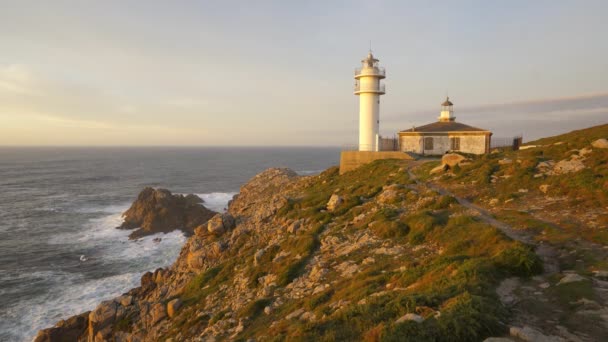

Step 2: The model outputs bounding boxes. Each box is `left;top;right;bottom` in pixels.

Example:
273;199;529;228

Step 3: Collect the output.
354;52;386;151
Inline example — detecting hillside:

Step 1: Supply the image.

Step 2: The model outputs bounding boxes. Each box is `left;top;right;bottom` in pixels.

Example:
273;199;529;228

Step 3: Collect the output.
414;123;608;341
35;124;608;341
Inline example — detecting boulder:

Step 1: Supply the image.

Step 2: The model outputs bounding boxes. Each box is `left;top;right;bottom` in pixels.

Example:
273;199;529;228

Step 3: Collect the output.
150;302;167;325
34;311;89;342
326;194;343;212
553;159;585;175
207;213;236;235
591;138;608;149
558;273;586;285
396;313;424;324
118;187;216;238
441;153;467;167
167;298;182;318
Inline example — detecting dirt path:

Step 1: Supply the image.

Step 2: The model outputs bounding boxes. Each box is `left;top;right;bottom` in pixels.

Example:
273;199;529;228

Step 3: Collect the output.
406;162;560;274
406;160;608;341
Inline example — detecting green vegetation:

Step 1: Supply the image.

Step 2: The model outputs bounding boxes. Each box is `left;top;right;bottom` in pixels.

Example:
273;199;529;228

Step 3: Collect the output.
175;160;560;341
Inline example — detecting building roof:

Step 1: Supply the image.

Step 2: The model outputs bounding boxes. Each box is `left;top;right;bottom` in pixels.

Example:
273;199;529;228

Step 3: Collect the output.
441;97;453;106
400;121;490;133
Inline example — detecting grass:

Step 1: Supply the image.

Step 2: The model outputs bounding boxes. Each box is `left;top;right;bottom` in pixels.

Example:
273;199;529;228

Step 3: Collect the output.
168;158;557;341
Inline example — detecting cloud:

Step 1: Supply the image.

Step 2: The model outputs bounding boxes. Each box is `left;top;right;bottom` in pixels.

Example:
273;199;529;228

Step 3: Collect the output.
0;64;40;95
382;93;608;141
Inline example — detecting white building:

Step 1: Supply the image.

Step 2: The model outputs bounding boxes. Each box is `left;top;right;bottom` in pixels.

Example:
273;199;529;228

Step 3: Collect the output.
354;52;386;151
398;97;492;155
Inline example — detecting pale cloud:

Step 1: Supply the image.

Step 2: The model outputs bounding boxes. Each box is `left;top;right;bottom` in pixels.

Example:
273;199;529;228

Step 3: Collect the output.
0;64;40;95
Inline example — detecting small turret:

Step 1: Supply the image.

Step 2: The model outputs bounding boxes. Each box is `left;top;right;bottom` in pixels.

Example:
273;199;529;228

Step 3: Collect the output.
439;96;455;122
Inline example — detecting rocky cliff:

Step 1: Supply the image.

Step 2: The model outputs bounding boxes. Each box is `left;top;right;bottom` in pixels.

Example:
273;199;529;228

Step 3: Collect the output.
35;125;608;341
117;188;216;239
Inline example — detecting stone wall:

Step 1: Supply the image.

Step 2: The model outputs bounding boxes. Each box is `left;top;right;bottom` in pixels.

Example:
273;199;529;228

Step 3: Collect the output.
339;151;414;174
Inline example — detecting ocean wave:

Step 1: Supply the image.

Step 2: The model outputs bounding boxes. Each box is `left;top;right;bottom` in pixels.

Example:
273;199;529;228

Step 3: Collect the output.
12;204;186;341
297;169;324;175
195;192;237;212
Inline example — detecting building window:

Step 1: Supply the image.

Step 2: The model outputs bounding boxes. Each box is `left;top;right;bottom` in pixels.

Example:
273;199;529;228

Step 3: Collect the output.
451;137;461;150
424;137;434;150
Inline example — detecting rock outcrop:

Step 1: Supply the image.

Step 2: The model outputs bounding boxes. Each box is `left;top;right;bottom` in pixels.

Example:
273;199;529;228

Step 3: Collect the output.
118;187;216;238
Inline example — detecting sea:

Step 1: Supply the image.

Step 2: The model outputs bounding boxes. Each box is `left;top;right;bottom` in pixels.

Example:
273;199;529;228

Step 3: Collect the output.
0;147;340;342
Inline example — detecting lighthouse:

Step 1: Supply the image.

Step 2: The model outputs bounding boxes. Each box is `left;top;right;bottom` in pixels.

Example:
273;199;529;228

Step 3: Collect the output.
354;51;386;151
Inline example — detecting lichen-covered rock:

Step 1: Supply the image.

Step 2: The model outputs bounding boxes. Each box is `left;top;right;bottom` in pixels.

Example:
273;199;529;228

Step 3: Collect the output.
326;194;343;212
591;138;608;149
442;153;468;167
118;187;216;238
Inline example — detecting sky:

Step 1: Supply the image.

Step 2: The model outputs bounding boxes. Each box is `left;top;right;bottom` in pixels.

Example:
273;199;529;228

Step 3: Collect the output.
0;0;607;146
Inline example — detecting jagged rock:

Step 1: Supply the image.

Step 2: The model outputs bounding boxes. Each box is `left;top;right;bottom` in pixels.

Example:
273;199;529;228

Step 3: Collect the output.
326;194;343;212
150;303;167;325
141;271;156;291
207;213;236;235
118;187;216;238
558;273;586;285
539;184;550;194
229;168;298;222
88;300;118;340
167;298;182;318
34;311;89;342
592;138;608;149
509;326;565;342
396;313;424;323
117;295;133;307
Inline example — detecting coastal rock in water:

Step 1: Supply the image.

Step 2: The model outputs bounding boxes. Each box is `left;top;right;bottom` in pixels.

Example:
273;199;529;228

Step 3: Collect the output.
118;187;216;238
34;311;89;342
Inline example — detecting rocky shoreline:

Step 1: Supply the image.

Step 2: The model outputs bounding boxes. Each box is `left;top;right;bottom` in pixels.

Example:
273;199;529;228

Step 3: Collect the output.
35;168;298;341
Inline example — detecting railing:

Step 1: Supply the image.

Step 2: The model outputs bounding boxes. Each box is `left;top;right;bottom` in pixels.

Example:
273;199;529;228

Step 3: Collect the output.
354;83;386;93
341;139;400;152
491;136;523;151
354;67;386;77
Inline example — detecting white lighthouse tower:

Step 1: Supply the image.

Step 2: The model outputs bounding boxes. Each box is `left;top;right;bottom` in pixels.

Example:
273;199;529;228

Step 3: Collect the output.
354;51;386;151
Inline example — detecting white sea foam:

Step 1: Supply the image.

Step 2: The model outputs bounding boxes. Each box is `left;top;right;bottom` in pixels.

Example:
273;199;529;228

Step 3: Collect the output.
9;203;186;342
297;169;324;175
196;192;237;212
